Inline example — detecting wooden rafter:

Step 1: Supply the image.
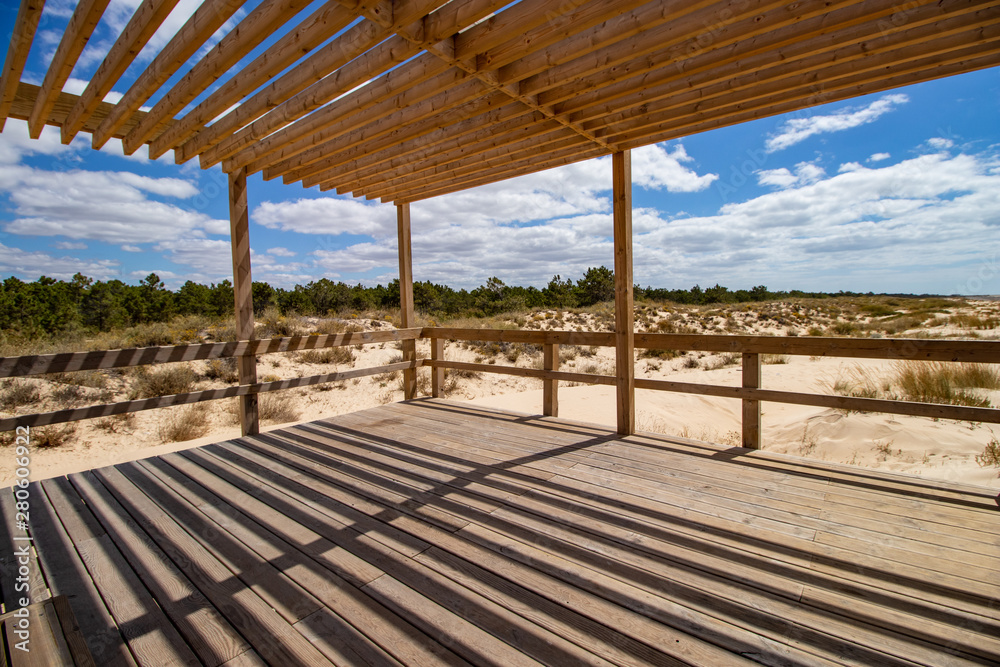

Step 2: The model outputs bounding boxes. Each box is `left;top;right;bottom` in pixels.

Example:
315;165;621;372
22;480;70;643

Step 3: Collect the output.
0;0;45;132
121;0;315;154
28;0;110;139
61;0;181;144
0;0;995;202
92;0;248;149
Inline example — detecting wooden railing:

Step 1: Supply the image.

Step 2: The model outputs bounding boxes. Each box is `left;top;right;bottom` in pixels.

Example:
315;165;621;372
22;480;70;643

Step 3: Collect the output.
422;328;1000;448
0;328;421;431
3;326;1000;449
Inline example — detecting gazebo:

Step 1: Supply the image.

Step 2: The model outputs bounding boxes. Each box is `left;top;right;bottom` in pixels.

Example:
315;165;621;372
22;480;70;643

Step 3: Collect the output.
1;1;999;664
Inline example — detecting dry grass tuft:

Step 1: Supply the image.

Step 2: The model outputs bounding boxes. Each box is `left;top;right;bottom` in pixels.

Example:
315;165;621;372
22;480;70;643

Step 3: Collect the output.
975;434;1000;475
891;361;999;407
130;365;198;399
158;403;210;443
0;380;41;410
95;412;137;434
258;392;301;424
31;424;77;448
204;357;239;383
297;347;355;365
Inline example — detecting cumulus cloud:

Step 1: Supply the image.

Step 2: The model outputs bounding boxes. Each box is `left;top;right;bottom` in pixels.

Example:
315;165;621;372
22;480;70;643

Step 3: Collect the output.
765;94;909;152
758;162;826;189
631;144;718;192
267;246;296;257
0;165;226;243
927;137;955;150
253;197;397;236
0;242;120;280
55;241;87;250
869;152;891;163
154;239;233;275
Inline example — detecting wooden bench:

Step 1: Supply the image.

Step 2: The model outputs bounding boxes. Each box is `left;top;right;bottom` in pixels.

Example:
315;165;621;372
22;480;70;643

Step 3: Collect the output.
1;596;95;666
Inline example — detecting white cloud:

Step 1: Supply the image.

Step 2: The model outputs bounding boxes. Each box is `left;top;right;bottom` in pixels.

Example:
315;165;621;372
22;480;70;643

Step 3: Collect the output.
154;238;233;275
0;242;120;280
631;144;718;192
253;197;396;236
765;94;909;152
121;245;142;252
927;137;955;150
267;246;296;257
0;120;86;164
0;165;226;244
869;152;891;162
758;162;826;189
54;241;87;250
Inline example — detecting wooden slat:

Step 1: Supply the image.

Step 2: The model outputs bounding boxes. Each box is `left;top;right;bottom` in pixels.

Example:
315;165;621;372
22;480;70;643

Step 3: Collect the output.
149;0;354;160
430;338;445;398
421;327;615;347
122;0;314;153
92;0;248;149
0;328;420;379
29;482;136;666
613;150;634;436
398;202;417;400
68;470;250;665
27;0;110;139
62;0;182;144
0;361;418;431
176;16;391;164
0;0;45;132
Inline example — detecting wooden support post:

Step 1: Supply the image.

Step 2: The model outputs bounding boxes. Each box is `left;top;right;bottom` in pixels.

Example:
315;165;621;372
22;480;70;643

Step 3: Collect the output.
613;150;634;436
397;202;417;400
543;343;559;417
742;352;762;449
229;167;258;436
431;337;444;398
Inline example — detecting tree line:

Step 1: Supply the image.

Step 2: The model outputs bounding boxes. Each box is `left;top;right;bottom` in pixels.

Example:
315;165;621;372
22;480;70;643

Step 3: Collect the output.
0;268;853;336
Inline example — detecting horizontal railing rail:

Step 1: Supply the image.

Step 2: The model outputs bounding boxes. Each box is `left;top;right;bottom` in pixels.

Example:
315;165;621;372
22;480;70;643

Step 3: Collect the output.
0;328;421;379
422;327;1000;445
0;329;422;430
4;326;1000;443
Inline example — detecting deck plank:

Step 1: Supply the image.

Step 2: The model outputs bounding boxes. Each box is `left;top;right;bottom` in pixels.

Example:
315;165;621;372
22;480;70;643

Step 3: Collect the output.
3;399;997;666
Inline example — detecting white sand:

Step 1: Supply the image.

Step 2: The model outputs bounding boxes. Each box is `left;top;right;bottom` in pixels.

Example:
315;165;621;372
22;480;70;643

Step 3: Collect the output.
5;301;1000;491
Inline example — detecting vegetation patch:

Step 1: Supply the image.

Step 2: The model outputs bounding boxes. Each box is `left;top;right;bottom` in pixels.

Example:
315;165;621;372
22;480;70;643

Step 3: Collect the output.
129;365;198;399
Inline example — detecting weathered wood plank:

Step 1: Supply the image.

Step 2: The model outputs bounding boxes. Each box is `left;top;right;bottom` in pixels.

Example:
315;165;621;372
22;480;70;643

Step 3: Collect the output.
398;202;417;400
613;149;634;435
0;360;420;431
0;0;45;132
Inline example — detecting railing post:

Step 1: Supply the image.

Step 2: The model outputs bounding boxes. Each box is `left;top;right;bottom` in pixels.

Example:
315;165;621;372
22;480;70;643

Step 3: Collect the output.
397;202;417;400
742;352;761;449
613;150;635;435
229;166;258;436
543;343;559;417
431;337;444;398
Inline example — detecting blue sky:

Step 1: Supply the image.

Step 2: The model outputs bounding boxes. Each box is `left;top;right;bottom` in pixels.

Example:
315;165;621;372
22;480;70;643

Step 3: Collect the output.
1;0;999;295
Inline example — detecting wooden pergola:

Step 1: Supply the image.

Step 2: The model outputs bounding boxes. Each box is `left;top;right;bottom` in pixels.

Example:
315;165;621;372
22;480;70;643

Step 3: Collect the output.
1;0;998;437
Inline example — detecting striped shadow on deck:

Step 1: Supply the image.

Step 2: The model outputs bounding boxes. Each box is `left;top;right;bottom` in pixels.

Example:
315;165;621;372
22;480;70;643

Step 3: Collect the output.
2;398;998;666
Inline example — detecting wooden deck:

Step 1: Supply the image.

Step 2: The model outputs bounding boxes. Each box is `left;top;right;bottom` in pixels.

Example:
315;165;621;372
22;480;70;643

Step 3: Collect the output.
3;399;999;667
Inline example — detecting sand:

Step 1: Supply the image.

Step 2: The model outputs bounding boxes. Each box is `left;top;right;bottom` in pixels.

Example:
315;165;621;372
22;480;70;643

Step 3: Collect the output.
4;300;1000;491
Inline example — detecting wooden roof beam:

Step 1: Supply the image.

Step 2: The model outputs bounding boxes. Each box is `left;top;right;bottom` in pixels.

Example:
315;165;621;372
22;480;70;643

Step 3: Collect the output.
28;0;110;139
616;51;1000;153
0;0;45;132
215;0;508;171
176;16;391;164
62;0;181;144
547;0;989;116
602;39;1000;147
227;62;473;173
501;0;787;91
122;0;315;154
311;106;545;189
273;83;508;182
389;143;609;203
9;81;175;139
149;1;354;161
575;7;1000;135
198;34;427;167
92;0;248;150
353;125;581;198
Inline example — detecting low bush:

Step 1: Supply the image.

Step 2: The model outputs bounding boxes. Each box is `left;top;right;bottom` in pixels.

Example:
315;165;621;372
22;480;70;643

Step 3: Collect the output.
129;365;198;399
